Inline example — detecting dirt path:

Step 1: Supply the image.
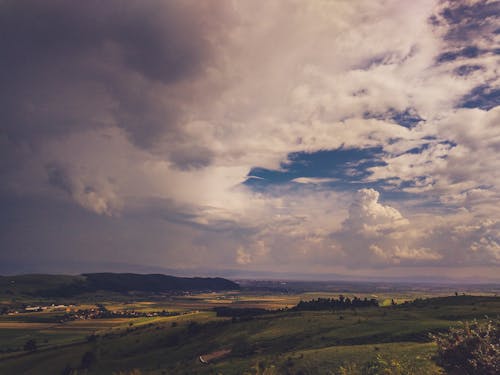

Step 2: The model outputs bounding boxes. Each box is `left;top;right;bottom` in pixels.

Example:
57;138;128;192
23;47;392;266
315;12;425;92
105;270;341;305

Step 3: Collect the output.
199;348;231;364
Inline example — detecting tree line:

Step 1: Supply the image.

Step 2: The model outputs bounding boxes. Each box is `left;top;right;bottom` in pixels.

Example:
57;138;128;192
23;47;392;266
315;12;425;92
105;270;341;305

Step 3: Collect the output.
293;295;379;311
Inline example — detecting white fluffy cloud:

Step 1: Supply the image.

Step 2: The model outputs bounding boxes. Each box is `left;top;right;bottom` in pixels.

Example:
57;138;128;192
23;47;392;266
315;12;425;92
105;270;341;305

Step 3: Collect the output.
343;189;409;236
336;189;441;266
2;0;499;277
334;188;500;268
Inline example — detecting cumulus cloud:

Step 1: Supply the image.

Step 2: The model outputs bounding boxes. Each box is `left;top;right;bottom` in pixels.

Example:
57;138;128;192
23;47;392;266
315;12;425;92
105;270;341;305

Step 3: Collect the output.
335;189;442;266
370;107;500;215
343;189;409;236
335;188;500;268
1;0;499;277
236;246;252;265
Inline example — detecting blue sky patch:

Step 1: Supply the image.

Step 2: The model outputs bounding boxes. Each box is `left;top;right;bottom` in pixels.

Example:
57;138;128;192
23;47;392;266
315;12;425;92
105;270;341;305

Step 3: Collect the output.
454;64;484;76
364;108;423;129
401;140;456;157
243;147;388;192
437;45;481;63
460;85;500;110
403;143;431;155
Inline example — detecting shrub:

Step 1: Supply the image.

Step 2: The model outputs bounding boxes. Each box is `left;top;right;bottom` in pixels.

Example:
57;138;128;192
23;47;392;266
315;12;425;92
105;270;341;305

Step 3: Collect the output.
361;355;404;375
252;363;278;375
338;355;414;375
431;318;499;374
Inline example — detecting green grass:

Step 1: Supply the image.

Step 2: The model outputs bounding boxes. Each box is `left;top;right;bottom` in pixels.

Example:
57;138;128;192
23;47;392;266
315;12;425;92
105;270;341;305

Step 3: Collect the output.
0;295;498;374
204;342;443;375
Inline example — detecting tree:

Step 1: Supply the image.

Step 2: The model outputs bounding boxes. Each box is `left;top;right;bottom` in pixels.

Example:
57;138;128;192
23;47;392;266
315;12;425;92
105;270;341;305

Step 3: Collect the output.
431;318;499;374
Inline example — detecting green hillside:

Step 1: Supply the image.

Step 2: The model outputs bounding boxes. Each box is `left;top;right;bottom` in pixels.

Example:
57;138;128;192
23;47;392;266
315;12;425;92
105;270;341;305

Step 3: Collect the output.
0;274;85;296
0;295;498;374
0;273;239;298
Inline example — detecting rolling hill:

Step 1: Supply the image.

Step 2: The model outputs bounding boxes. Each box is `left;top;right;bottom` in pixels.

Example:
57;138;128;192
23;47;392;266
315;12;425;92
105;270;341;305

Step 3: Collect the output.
0;273;239;297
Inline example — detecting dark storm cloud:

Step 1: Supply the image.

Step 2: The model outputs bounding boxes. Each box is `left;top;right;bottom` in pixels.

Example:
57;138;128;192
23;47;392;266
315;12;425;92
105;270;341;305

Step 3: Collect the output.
169;146;215;171
0;193;204;272
2;0;500;278
46;162;73;195
0;0;231;149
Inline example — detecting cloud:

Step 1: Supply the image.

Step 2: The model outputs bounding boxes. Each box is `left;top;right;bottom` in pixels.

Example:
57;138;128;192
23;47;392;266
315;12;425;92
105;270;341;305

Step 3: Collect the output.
334;188;500;268
46;162;121;216
335;189;438;266
0;0;234;150
369;245;442;262
433;0;500;46
236;246;252;265
343;189;409;236
1;0;499;277
292;177;339;184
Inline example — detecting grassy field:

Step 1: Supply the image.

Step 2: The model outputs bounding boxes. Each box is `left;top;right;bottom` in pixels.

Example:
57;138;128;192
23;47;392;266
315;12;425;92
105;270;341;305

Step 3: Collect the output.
0;292;498;374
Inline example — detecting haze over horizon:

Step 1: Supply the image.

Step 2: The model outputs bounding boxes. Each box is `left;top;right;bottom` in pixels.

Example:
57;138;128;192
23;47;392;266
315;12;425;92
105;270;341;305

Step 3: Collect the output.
1;0;499;282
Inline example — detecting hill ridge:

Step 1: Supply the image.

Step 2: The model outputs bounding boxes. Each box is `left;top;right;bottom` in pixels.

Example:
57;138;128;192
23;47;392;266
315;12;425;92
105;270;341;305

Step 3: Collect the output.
0;273;240;297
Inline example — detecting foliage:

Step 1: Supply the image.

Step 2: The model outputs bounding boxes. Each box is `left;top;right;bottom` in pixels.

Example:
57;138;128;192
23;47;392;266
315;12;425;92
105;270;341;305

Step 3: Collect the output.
0;294;498;374
431;318;500;375
294;296;378;311
338;355;410;375
252;361;279;375
38;273;240;297
402;295;499;308
362;355;405;375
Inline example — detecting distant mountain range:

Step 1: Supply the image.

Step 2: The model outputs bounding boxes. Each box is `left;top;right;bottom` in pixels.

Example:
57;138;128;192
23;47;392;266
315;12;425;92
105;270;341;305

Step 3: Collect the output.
0;273;239;297
1;260;499;284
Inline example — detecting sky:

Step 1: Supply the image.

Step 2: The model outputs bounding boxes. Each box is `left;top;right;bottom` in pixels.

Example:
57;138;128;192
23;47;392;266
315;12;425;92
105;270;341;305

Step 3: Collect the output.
1;0;499;281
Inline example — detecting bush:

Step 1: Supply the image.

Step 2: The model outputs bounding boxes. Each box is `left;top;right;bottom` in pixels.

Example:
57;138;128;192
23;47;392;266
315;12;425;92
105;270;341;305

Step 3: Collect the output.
338;356;406;375
362;356;404;375
431;318;499;374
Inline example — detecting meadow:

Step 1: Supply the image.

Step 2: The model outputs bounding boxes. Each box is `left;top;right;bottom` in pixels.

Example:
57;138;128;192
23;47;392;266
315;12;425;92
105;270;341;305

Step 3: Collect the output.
0;285;499;374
